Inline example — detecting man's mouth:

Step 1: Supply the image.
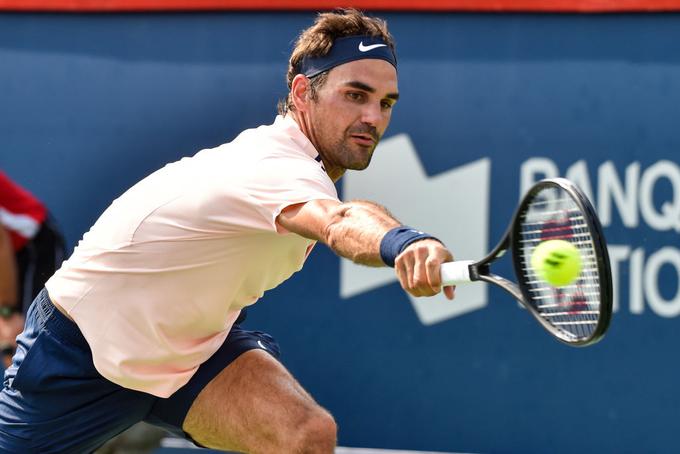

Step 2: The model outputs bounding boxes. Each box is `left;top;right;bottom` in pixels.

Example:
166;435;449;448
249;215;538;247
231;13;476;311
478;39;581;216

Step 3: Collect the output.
350;134;375;146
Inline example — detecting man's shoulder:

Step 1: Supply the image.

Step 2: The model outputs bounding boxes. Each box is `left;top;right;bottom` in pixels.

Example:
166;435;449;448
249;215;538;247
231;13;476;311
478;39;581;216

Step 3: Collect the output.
234;116;294;141
230;116;313;160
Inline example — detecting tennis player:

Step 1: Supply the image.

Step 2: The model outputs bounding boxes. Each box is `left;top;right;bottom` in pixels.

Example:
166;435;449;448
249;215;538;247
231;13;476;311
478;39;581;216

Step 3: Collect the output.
0;9;454;453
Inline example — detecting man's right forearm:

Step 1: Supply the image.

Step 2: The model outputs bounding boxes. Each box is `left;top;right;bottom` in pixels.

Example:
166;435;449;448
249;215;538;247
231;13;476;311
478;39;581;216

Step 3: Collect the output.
323;200;401;267
278;198;455;299
0;227;18;308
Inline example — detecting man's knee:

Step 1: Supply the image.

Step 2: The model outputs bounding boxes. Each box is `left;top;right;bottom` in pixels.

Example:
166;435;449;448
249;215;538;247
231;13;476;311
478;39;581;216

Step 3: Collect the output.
291;407;337;453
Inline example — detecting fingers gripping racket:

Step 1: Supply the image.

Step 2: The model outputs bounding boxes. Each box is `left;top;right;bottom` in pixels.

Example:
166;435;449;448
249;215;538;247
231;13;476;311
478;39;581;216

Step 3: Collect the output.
440;178;612;347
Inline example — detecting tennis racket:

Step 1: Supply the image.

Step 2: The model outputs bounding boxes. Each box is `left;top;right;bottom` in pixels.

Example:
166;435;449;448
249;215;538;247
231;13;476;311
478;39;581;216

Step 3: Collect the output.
440;178;612;347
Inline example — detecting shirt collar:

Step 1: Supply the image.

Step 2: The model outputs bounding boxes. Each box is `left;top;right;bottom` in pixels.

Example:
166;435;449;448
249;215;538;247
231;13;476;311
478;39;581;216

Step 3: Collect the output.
274;115;322;163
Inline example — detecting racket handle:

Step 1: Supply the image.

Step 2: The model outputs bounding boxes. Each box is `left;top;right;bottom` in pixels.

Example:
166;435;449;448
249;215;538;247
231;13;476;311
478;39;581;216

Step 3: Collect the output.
440;260;475;285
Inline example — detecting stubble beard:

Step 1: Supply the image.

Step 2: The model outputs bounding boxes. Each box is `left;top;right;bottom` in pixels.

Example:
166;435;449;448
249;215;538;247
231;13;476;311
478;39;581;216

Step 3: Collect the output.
331;137;376;171
324;125;379;171
312;113;379;171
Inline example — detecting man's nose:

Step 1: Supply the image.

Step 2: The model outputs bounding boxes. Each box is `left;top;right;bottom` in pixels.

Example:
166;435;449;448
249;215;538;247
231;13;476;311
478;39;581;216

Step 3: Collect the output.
360;102;382;127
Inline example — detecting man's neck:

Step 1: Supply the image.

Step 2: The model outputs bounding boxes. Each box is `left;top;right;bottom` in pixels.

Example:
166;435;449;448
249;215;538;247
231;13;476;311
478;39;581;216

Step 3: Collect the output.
287;112;345;182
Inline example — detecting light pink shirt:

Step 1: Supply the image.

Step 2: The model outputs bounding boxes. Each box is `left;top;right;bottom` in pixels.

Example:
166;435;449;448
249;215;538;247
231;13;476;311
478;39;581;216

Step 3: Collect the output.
46;116;339;397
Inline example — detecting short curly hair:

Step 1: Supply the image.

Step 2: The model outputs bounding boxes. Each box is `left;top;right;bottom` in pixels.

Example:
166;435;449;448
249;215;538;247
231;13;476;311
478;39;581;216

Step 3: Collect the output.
277;8;396;115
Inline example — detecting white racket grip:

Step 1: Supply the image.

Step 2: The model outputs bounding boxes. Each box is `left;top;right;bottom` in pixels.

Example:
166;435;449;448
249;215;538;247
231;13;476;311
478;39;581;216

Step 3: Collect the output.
440;260;475;285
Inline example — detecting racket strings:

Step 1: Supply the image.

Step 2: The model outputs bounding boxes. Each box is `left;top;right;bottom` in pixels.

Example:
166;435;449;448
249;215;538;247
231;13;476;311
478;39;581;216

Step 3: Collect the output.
517;188;602;341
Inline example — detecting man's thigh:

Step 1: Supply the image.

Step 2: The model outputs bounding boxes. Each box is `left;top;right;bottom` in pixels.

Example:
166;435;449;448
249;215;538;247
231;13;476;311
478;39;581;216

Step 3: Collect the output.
182;349;336;453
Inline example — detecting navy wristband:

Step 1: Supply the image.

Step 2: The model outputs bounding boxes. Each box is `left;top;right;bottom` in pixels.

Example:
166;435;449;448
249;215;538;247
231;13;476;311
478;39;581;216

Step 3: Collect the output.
379;226;439;267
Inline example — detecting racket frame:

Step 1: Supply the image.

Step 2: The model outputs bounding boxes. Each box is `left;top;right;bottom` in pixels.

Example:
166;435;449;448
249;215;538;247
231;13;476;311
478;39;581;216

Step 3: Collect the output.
451;178;613;346
509;178;613;346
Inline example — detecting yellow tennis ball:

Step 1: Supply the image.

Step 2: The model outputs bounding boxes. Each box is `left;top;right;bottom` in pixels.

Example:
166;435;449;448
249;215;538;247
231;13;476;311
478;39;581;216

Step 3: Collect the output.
530;239;582;287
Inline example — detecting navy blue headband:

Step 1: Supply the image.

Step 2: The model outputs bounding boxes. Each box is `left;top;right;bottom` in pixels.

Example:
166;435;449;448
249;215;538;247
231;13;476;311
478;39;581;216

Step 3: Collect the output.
299;35;397;78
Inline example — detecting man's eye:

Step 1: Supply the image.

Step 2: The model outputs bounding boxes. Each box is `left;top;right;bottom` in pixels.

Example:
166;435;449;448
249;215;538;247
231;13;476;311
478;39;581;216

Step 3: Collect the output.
381;101;393;110
347;92;363;102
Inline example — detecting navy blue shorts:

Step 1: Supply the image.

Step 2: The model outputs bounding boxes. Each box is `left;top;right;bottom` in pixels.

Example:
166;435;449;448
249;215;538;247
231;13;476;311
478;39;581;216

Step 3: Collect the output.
0;289;280;453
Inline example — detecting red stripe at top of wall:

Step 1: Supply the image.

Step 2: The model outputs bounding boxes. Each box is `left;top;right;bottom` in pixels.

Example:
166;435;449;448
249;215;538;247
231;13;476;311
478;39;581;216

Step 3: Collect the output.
2;0;680;12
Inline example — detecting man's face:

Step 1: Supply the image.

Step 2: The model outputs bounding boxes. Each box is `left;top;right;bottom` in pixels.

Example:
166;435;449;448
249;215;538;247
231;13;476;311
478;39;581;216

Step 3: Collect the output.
307;59;399;173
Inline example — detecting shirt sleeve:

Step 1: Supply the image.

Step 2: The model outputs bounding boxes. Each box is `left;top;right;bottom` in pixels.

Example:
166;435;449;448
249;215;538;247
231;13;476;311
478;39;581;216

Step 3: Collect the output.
243;153;340;232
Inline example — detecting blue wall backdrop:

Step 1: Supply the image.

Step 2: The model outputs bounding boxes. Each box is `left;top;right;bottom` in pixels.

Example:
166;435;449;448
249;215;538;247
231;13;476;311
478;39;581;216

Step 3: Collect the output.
2;12;680;453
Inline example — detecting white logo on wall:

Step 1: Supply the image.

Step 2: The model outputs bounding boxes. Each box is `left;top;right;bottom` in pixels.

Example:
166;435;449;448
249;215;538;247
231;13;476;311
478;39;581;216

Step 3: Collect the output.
342;146;680;322
341;134;491;325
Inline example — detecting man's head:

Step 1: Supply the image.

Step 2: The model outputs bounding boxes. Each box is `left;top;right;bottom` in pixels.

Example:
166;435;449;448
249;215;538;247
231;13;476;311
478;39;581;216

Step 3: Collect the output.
281;9;399;180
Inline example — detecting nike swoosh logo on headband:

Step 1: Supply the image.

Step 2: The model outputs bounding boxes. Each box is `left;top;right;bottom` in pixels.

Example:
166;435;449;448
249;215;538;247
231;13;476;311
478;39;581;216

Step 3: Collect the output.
358;42;387;52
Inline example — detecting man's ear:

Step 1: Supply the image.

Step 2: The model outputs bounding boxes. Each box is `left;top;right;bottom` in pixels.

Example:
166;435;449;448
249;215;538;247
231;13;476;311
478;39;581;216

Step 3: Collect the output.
290;74;311;113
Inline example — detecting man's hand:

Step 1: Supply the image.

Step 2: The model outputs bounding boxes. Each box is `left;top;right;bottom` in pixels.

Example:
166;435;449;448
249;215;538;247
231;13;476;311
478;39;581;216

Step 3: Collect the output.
394;239;455;300
0;312;24;368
